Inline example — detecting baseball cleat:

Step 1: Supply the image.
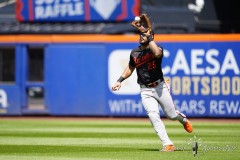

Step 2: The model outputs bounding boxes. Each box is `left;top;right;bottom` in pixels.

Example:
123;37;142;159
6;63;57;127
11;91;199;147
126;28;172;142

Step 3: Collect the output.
176;111;193;133
160;145;176;152
184;120;193;133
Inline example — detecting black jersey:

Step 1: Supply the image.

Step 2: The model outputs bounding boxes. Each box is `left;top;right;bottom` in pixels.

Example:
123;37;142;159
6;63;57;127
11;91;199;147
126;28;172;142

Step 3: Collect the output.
129;46;164;85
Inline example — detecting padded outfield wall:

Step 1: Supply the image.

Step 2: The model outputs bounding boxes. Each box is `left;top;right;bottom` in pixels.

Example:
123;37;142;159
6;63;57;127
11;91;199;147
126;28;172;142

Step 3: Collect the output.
0;34;239;118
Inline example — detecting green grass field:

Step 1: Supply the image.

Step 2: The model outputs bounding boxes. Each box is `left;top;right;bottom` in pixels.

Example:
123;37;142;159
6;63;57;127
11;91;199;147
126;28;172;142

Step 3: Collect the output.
0;117;239;160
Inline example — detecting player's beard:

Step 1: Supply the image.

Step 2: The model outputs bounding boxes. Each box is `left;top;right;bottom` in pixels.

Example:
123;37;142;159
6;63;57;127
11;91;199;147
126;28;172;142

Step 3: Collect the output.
140;41;149;46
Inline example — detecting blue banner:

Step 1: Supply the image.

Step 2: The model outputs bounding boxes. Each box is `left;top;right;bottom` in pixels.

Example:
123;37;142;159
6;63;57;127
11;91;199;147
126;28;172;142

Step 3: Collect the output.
106;42;240;118
16;0;140;22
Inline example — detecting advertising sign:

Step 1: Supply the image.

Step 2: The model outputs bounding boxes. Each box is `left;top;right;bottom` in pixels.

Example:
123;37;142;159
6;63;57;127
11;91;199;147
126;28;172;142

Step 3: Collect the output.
16;0;140;22
107;42;240;118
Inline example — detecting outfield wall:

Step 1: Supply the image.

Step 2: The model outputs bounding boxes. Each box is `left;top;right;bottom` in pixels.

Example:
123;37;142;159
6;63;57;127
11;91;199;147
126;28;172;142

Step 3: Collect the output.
0;34;239;117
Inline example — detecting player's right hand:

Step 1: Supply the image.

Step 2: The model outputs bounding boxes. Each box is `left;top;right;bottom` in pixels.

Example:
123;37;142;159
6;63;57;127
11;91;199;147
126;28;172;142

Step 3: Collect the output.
111;82;121;91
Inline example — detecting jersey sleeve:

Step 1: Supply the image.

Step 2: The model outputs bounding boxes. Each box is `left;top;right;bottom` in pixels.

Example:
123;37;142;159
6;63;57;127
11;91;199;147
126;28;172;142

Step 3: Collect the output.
129;52;136;67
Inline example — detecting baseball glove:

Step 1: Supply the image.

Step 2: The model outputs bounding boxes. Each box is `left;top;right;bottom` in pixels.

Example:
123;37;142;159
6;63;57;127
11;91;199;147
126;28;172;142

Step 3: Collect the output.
131;14;152;33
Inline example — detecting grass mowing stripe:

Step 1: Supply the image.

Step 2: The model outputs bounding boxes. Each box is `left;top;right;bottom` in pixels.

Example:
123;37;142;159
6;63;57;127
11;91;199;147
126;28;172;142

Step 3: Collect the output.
0;119;239;160
0;119;151;127
0;137;160;145
0;127;154;133
0;131;157;138
0;145;145;153
0;155;116;160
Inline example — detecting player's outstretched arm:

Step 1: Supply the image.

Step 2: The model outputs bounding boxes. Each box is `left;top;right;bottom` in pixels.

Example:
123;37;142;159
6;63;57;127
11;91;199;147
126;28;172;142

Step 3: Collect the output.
149;41;163;58
112;65;135;91
144;30;163;58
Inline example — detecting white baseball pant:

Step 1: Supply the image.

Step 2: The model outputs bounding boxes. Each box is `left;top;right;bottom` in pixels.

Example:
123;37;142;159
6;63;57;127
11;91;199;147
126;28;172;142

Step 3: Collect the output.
140;79;178;147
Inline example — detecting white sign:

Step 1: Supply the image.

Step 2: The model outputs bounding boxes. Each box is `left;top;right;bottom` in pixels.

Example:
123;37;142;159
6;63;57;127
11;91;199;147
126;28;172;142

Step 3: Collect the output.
90;0;120;20
108;49;140;95
0;89;8;108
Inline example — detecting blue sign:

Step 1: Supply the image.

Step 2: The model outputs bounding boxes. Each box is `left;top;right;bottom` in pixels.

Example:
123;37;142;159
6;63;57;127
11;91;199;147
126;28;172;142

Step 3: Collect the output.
106;42;240;118
16;0;140;22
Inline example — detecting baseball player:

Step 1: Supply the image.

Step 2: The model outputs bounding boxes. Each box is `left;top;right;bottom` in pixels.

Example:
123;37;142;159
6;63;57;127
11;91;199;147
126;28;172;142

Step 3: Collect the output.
111;30;193;152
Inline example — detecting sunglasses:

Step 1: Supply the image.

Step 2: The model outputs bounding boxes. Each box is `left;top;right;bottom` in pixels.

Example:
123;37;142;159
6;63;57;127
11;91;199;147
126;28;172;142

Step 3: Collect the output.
140;33;146;37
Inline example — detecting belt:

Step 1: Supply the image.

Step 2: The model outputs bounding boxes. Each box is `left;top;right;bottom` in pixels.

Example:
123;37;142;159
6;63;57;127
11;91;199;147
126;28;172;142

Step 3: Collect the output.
140;79;163;88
